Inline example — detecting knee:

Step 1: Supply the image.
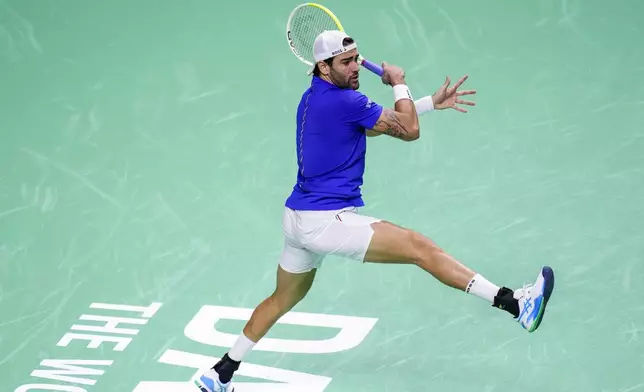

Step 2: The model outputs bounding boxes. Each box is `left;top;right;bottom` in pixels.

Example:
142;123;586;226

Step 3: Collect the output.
408;230;443;265
270;289;305;314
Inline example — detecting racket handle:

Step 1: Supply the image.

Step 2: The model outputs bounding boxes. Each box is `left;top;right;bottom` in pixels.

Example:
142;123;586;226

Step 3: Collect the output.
361;58;384;77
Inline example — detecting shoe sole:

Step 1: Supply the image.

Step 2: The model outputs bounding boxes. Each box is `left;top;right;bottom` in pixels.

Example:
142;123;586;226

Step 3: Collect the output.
529;266;555;332
193;378;234;392
194;379;210;392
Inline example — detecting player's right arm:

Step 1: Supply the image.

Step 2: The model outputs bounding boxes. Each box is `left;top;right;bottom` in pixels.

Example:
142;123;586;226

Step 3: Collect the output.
369;107;419;141
367;62;420;142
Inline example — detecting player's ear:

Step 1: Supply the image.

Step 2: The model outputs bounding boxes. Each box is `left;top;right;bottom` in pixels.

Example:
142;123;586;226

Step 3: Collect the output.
318;60;330;76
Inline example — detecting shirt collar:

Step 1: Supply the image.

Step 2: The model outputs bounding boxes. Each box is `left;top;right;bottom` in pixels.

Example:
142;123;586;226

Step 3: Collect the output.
311;76;339;91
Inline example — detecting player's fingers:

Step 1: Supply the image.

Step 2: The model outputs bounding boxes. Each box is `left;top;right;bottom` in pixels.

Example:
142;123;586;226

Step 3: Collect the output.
453;106;468;113
457;89;477;96
380;62;391;84
456;99;476;106
452;74;468;89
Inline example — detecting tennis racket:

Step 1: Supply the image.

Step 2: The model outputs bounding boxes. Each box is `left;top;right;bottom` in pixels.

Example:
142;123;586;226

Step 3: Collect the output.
286;3;384;76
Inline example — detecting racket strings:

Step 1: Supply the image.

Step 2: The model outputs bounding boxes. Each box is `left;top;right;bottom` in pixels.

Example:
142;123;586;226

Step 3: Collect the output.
290;7;339;63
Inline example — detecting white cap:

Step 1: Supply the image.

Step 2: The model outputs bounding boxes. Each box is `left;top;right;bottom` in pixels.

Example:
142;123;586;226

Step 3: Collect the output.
307;30;357;75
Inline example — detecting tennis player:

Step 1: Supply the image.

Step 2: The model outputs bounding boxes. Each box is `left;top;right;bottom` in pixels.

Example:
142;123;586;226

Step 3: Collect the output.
195;30;555;392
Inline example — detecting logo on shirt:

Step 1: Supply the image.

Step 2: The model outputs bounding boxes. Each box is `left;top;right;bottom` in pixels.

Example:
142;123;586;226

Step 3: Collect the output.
365;99;373;108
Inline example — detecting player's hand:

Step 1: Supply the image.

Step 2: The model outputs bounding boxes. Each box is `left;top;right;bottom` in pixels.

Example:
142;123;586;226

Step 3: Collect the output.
381;62;406;86
431;75;476;113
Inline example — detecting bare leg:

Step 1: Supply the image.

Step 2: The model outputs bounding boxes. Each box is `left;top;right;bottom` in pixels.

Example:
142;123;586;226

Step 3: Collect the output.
363;219;522;319
364;221;476;290
201;265;317;385
364;219;555;335
243;265;317;341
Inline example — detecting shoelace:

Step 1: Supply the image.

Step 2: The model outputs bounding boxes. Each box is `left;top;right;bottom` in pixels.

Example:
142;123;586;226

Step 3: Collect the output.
515;283;531;301
517;283;535;323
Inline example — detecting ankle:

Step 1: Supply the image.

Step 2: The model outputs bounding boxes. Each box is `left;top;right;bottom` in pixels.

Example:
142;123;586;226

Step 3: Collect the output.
492;287;520;318
466;273;500;303
213;353;240;384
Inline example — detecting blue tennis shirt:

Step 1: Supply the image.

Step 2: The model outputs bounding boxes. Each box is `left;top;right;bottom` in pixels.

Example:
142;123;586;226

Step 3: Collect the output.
285;76;384;211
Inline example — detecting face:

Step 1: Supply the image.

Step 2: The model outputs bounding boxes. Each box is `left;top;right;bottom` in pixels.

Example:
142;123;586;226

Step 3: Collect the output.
319;49;360;90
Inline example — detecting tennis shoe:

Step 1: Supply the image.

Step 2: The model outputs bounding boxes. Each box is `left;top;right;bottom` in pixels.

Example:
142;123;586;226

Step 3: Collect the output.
194;369;234;392
514;266;555;332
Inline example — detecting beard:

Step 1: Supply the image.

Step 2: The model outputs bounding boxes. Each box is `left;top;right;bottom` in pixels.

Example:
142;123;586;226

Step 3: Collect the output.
330;68;360;90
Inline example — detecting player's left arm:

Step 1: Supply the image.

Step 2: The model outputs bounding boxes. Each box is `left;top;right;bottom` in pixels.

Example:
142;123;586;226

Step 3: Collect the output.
365;74;477;138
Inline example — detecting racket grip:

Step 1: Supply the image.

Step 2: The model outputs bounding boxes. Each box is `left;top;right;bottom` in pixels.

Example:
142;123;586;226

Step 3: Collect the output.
361;59;384;77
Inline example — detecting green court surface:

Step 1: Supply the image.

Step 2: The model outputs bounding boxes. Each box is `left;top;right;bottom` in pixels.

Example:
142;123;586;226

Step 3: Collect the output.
2;0;643;391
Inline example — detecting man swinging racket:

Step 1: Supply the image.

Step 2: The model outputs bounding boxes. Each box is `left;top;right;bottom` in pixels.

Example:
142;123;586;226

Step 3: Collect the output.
195;30;555;392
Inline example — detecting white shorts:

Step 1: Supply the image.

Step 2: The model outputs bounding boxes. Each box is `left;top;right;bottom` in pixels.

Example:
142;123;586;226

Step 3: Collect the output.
278;206;382;274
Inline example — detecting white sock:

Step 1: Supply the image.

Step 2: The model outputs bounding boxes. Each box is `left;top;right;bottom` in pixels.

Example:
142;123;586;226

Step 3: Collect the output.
466;273;500;303
228;333;256;362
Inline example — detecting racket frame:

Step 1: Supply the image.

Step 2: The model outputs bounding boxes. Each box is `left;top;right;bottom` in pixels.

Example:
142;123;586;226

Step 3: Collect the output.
286;3;384;76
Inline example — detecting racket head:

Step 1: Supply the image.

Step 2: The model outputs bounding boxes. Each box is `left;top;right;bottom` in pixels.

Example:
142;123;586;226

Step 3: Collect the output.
286;3;345;68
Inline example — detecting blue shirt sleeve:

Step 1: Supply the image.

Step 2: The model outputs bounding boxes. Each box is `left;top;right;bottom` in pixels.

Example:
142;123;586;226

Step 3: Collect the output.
342;90;383;130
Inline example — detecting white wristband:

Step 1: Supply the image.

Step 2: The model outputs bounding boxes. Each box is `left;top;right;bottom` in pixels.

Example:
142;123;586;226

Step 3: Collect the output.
393;84;413;102
414;95;434;114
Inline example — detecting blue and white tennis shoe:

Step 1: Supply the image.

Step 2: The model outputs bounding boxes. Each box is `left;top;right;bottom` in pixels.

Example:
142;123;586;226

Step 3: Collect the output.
514;266;555;332
194;369;234;392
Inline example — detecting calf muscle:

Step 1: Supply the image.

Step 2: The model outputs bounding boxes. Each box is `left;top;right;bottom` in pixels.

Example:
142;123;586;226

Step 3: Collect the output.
243;266;316;342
